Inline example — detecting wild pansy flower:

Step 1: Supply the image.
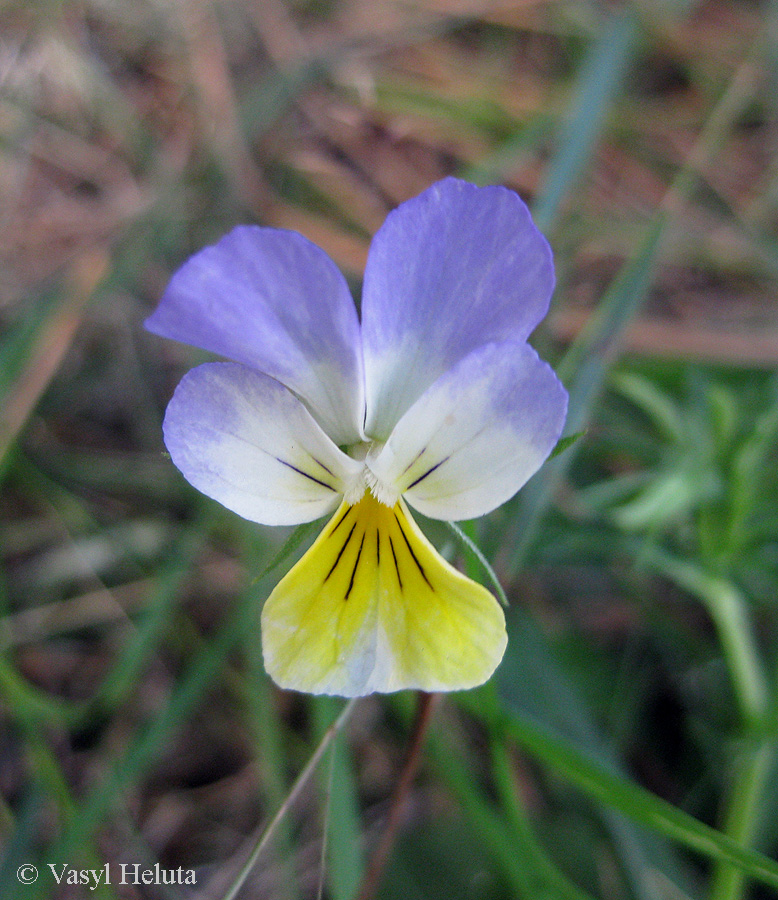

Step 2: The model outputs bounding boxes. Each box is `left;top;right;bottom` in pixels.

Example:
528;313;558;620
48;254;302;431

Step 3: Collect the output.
146;178;568;697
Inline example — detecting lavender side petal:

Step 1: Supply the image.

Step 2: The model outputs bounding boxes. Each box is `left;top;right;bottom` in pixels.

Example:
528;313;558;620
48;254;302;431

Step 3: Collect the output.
163;362;364;526
147;226;365;445
368;341;568;521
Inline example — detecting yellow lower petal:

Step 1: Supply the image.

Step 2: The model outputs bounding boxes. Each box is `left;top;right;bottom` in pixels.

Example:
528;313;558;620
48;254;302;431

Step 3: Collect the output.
261;492;507;696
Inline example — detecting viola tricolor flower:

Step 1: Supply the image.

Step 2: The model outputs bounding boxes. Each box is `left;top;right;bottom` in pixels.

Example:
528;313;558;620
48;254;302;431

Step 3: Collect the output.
146;178;568;697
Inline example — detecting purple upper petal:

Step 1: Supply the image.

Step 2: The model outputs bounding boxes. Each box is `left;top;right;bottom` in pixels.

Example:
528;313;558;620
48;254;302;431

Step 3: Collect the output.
146;226;365;446
360;178;555;440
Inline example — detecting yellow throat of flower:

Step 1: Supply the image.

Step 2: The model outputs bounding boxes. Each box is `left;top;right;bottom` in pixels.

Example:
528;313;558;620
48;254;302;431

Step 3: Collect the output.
261;492;507;697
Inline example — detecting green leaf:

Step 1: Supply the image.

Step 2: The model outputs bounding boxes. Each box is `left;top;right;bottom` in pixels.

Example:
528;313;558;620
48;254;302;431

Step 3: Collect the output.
549;430;586;461
497;712;778;894
505;213;667;574
491;611;695;900
610;372;687;444
254;519;324;582
40;578;266;879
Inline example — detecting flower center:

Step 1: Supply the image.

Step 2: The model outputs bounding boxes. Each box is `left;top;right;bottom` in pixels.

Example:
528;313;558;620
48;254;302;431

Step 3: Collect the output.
343;441;400;508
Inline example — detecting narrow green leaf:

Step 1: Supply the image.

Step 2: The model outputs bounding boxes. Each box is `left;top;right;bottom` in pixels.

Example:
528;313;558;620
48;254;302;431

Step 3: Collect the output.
241;60;329;141
218;699;358;900
39;578;266;882
506;214;667;574
533;9;639;233
549;430;586;461
644;551;769;724
609;372;687;444
496;712;778;893
255;519;323;582
86;523;210;716
504;26;763;576
489;737;597;900
242;640;301;900
424;726;536;897
1;722;119;899
491;611;695;900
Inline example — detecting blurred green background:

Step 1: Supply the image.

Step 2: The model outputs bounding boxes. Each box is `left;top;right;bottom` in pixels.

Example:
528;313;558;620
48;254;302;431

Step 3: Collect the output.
1;0;777;898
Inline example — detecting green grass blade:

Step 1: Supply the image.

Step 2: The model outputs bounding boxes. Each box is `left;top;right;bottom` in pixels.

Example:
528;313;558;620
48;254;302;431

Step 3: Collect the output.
506;214;666;574
463;10;637;205
242;646;302;900
645;552;769;724
0;791;45;895
255;519;323;582
86;522;211;717
241;59;329;142
492;611;696;900
218;699;358;900
496;712;778;893
425;726;536;897
709;741;777;900
489;737;598;900
504;27;763;576
1;722;119;899
0;255;107;478
38;578;266;882
533;9;639;233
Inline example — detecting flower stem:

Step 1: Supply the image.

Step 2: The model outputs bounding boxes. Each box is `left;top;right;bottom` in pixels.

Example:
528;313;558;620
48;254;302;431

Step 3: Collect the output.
646;551;774;900
709;740;776;900
648;553;767;726
706;586;776;900
353;692;440;900
218;698;358;900
707;611;776;900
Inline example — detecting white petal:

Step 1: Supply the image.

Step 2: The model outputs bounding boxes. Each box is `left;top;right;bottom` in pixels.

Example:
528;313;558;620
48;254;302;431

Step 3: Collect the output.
164;363;364;525
368;342;568;521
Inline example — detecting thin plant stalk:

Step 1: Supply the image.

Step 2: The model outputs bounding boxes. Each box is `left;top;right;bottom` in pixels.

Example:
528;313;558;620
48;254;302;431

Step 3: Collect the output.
645;556;774;900
354;692;440;900
217;699;358;900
